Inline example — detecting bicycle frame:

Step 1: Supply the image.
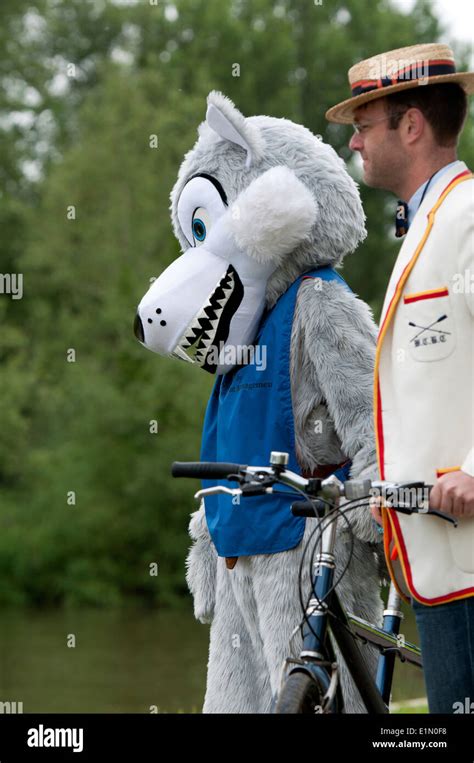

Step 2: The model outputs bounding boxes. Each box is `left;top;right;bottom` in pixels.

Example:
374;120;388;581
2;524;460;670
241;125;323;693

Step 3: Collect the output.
282;494;422;713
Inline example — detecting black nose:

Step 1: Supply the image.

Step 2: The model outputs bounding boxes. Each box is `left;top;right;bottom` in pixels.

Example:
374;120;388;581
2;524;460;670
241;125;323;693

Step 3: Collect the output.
134;313;144;342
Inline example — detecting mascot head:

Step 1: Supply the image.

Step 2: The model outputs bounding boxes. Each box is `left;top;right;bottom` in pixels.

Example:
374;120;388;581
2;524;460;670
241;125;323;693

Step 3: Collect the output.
134;91;366;374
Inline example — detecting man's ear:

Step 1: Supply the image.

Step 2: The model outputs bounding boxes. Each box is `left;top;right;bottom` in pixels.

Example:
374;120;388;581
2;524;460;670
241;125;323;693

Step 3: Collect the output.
404;107;425;144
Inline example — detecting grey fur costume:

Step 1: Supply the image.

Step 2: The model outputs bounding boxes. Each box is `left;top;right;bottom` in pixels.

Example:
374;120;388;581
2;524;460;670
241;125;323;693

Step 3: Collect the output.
144;92;385;712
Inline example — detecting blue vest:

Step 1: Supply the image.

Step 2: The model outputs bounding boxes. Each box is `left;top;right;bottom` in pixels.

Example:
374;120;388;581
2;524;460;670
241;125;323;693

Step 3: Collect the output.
200;266;352;557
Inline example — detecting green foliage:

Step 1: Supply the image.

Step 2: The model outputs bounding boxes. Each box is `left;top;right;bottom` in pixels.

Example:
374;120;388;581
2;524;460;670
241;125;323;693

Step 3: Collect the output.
0;0;471;606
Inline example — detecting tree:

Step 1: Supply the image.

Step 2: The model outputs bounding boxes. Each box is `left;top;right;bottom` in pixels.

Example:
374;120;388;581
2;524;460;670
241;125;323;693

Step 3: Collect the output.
0;0;471;605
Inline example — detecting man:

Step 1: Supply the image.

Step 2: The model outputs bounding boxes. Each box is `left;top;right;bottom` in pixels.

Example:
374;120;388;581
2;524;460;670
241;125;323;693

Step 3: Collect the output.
326;43;474;713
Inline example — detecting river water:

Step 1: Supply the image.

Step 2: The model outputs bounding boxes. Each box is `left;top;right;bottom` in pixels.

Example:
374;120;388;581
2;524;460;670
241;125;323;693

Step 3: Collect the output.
0;600;424;713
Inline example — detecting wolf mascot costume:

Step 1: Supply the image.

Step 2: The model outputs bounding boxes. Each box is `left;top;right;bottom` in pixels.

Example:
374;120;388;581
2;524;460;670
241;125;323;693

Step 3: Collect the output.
135;92;384;713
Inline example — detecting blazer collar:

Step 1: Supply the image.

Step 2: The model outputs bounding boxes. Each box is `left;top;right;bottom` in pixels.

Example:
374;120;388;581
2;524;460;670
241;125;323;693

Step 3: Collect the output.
409;160;468;230
379;160;469;328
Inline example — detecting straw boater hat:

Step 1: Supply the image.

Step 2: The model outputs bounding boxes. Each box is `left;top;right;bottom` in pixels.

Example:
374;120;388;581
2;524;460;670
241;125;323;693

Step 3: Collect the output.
326;43;474;124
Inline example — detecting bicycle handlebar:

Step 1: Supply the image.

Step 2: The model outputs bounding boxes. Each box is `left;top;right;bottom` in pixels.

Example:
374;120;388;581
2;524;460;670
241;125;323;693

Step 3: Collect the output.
171;456;456;525
171;461;246;480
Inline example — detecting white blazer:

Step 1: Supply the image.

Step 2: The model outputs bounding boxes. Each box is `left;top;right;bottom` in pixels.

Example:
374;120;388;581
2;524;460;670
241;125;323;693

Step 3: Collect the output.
374;160;474;604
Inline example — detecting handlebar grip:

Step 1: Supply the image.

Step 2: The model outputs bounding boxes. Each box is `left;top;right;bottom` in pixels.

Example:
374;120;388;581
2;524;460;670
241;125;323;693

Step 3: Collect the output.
291;499;327;518
171;461;246;479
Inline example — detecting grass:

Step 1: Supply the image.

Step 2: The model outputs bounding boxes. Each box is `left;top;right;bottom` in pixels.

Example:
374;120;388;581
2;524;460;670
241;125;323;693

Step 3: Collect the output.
391;697;428;714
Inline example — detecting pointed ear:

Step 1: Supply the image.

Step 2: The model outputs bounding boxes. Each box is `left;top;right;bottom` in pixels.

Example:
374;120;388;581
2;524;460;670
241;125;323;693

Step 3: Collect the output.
206;91;264;168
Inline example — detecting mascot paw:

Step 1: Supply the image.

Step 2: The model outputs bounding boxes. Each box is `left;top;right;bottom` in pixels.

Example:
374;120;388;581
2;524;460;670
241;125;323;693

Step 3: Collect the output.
185;503;217;624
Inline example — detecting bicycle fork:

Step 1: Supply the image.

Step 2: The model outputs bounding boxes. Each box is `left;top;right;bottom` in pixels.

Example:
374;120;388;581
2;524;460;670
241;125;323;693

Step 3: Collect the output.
376;583;404;704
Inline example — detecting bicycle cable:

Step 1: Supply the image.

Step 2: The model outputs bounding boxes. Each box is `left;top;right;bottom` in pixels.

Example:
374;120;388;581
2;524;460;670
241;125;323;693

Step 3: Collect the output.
268;475;364;646
298;495;383;646
236;471;387;653
299;498;357;644
303;496;393;654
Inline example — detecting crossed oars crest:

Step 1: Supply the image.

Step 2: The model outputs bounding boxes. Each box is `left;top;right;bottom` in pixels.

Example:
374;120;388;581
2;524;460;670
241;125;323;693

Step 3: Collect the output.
408;314;451;343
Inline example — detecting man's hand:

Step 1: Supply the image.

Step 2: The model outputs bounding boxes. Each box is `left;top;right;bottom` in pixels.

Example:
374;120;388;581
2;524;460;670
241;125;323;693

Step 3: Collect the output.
429;470;474;518
370;496;384;526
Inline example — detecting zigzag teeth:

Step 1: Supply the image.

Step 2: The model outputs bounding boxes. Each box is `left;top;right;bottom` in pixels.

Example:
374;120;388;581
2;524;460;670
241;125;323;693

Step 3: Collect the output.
197;318;212;334
213;303;224;319
185;326;201;341
194;350;205;364
212;316;220;334
203;305;217;320
210;290;225;306
200;334;212;350
176;266;237;355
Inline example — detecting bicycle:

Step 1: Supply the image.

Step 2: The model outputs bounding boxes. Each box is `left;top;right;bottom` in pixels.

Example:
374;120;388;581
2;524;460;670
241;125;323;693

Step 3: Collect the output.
172;451;457;714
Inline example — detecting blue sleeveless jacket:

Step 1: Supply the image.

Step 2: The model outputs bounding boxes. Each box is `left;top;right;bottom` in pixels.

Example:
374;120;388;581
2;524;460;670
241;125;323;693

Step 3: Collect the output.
200;266;352;557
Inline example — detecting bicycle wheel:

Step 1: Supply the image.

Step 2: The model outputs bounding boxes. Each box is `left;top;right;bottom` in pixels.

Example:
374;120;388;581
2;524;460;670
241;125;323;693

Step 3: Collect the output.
274;671;326;714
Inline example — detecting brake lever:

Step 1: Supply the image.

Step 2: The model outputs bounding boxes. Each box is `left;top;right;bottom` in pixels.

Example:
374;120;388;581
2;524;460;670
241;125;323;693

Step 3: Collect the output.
423;508;458;527
391;504;458;527
194;486;242;499
194;483;275;500
380;480;458;527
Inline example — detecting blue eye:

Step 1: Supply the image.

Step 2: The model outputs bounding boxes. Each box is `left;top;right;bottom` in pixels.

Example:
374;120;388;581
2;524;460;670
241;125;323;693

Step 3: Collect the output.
192;218;206;241
191;207;211;246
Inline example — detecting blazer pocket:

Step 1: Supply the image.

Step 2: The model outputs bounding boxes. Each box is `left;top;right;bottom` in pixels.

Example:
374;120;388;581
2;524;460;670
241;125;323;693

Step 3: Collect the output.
403;286;456;362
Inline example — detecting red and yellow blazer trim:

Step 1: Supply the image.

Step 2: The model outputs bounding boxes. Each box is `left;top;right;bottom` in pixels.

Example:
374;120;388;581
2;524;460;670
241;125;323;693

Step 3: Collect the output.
403;286;449;304
374;169;473;605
